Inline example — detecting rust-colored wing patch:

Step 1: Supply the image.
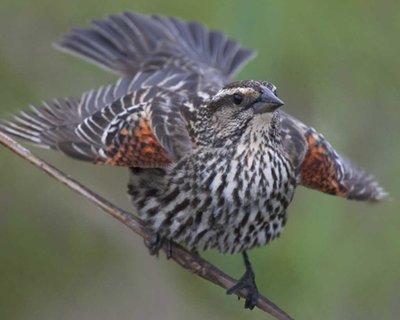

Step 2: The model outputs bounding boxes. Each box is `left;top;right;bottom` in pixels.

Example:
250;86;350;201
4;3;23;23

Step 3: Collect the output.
280;112;386;201
72;89;192;168
299;131;347;196
100;117;171;168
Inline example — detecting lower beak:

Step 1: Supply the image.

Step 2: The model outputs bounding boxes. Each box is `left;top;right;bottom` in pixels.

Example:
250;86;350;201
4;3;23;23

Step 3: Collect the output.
252;87;284;114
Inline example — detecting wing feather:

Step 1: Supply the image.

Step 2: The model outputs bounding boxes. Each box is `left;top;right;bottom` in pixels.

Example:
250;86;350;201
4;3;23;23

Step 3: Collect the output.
280;112;387;201
1;12;255;167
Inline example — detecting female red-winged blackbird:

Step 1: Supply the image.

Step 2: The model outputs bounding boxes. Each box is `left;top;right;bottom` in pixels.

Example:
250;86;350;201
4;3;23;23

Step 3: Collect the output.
0;12;387;309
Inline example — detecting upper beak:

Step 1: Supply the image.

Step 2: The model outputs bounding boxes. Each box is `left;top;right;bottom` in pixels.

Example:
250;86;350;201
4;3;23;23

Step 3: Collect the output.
252;87;284;114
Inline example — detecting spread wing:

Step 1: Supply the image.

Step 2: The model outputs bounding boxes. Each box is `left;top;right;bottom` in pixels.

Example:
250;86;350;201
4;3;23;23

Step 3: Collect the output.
280;112;387;201
0;70;200;166
0;12;255;167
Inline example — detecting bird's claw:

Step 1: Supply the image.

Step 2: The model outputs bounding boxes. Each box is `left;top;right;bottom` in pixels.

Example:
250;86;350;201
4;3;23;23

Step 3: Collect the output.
144;233;173;259
226;269;260;309
226;252;260;310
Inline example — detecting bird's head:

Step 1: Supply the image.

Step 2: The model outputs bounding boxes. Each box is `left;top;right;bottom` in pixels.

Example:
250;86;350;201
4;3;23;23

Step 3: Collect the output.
205;80;284;143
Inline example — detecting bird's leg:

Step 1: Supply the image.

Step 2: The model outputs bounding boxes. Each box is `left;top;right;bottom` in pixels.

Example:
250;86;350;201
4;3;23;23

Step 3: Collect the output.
165;238;173;259
226;251;260;310
144;232;173;259
144;232;163;257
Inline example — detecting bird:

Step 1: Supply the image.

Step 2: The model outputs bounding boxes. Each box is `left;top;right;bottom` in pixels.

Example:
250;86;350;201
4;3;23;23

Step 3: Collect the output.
0;12;387;310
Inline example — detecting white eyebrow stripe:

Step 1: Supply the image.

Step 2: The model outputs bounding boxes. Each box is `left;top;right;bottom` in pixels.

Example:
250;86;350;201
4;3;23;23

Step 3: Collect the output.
213;87;256;100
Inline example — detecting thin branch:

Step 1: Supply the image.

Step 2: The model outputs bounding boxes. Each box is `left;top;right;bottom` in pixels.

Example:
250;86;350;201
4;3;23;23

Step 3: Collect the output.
0;131;294;320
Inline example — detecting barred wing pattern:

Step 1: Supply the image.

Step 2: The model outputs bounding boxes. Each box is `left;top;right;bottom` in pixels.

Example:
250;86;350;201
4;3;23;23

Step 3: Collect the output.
1;12;255;166
0;70;203;165
0;75;165;156
73;69;206;164
280;113;387;201
0;98;81;150
77;87;195;166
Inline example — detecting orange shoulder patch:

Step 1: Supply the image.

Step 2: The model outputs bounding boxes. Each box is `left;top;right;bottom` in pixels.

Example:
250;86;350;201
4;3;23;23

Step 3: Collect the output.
101;118;171;168
300;132;347;196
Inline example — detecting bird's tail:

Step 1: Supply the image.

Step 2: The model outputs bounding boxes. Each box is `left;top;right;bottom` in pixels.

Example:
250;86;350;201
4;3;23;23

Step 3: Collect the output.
54;12;255;81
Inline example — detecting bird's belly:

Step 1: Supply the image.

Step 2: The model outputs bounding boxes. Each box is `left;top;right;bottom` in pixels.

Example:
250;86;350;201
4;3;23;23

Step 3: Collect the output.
169;156;294;253
193;167;295;253
138;146;295;254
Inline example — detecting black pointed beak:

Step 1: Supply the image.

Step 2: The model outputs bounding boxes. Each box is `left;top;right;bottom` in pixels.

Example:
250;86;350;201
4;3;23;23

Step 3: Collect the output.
252;87;284;114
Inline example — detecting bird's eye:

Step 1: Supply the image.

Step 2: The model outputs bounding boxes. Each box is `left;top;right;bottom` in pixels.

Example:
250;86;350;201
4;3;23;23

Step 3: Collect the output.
273;89;278;97
233;93;243;105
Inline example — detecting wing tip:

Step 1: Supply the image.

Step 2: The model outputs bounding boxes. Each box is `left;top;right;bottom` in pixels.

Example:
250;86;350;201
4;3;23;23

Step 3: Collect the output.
345;174;390;203
0;118;45;147
365;184;390;203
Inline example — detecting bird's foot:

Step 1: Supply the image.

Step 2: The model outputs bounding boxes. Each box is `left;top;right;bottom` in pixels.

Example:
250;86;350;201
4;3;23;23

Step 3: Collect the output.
190;247;200;256
226;269;260;309
144;233;173;259
226;252;259;310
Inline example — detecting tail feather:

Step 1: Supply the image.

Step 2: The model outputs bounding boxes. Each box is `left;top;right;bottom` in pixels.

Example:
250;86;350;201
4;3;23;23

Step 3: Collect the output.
55;12;255;82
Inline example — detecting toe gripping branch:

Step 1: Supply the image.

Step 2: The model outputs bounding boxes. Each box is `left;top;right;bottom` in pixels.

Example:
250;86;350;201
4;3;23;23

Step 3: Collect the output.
146;235;261;310
144;232;173;259
227;251;260;310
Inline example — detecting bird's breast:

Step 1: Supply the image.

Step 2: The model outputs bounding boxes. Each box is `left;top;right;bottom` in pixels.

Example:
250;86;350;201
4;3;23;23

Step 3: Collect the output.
185;139;296;253
214;139;294;207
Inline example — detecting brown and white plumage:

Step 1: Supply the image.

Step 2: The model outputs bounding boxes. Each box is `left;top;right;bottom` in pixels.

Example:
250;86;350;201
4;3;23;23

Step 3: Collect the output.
280;114;387;201
1;12;254;163
0;11;387;310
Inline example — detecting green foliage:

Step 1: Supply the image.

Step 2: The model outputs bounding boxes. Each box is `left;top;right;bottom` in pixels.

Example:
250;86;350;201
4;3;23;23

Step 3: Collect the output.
0;1;398;319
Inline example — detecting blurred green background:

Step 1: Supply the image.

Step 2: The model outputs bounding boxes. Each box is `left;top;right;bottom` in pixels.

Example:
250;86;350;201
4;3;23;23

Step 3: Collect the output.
0;1;399;319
